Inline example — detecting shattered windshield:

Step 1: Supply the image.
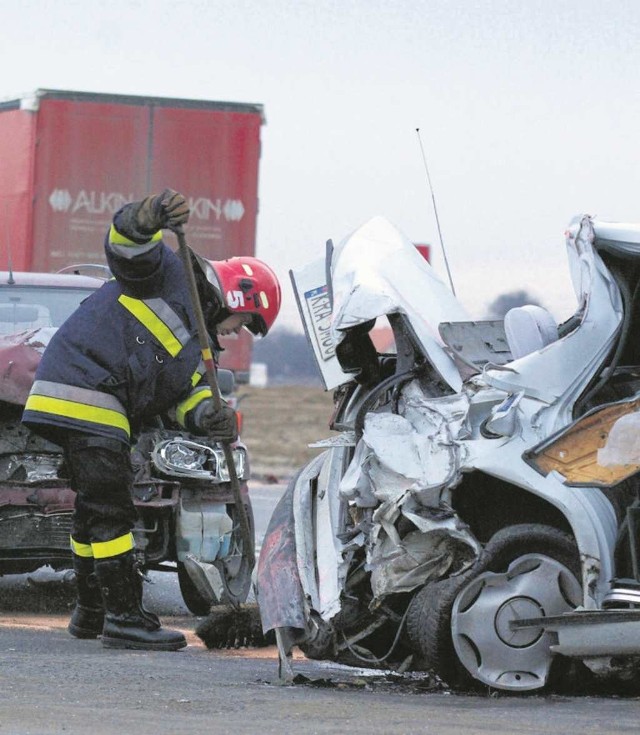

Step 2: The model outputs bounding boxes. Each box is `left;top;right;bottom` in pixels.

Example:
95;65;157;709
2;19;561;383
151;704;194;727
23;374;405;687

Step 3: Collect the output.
0;286;96;334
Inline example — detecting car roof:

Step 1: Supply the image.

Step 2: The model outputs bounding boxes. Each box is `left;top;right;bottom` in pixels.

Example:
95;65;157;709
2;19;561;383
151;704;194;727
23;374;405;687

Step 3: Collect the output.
0;271;104;289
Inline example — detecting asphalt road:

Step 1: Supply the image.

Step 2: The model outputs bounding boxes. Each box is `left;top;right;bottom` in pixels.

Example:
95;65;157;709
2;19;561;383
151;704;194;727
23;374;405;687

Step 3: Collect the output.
3;618;640;735
2;482;640;734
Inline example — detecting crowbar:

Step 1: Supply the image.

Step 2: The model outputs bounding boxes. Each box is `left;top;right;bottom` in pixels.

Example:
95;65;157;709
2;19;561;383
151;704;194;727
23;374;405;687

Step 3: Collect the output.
172;225;255;601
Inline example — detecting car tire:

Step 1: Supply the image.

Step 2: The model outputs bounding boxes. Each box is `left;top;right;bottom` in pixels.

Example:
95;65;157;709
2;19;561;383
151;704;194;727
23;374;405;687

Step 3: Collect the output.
177;561;213;616
407;523;584;693
406;572;476;689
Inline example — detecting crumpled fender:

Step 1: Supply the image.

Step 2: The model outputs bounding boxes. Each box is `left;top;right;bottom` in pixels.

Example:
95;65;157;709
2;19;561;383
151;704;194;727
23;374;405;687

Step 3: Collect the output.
0;486;75;511
256;469;307;634
0;328;54;406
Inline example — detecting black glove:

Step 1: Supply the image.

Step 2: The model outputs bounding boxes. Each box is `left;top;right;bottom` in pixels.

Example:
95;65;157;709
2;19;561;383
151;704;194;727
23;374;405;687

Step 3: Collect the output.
193;399;238;442
136;188;190;233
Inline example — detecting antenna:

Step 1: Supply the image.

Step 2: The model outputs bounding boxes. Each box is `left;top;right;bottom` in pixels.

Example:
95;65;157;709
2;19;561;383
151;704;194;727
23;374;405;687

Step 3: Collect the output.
415;128;456;296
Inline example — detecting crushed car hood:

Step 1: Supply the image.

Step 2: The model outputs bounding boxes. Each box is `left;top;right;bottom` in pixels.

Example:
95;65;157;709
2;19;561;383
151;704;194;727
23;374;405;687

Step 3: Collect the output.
330;216;470;392
0;328;55;406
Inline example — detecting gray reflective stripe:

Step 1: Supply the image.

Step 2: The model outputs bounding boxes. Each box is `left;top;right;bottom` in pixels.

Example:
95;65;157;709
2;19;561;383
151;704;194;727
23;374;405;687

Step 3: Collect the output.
108;240;157;259
142;298;191;347
31;380;126;414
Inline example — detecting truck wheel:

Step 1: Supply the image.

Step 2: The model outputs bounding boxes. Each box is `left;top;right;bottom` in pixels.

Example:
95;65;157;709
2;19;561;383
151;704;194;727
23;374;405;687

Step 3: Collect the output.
408;524;582;692
177;561;213;616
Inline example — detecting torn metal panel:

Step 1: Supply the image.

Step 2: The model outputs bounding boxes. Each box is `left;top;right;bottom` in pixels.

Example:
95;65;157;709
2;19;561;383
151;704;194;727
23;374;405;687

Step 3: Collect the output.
314;446;352;621
438;319;513;375
339;439;379;508
256;474;308;634
292;453;327;616
366;485;481;601
368;525;479;601
484;217;623;410
290;449;355;624
0;413;66;484
340;382;469;506
308;431;356;449
329;216;469;392
336;379;479;601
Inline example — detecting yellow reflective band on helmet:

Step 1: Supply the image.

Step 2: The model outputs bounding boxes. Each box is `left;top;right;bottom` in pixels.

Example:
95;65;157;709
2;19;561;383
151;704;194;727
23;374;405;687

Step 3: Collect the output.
259;291;269;308
118;295;183;357
25;395;130;436
70;537;93;558
175;386;212;426
92;532;135;559
109;224;162;246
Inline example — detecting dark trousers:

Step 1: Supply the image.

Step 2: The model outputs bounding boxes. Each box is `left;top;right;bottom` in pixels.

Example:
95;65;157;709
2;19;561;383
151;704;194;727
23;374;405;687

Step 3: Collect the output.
63;434;137;545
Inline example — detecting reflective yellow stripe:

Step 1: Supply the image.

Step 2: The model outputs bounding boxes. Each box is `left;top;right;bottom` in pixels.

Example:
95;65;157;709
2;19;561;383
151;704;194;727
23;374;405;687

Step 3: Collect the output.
26;395;130;436
175;386;212;426
202;347;213;362
118;295;183;357
29;379;126;412
70;537;93;558
92;532;135;559
109;224;162;246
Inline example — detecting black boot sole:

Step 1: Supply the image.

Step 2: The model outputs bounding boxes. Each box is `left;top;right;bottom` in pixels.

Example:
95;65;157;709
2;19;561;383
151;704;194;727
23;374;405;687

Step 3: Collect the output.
102;636;187;651
68;623;101;639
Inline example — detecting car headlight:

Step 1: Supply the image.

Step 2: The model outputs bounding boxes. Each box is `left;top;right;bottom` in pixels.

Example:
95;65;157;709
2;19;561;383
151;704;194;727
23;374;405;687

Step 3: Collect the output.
150;438;247;483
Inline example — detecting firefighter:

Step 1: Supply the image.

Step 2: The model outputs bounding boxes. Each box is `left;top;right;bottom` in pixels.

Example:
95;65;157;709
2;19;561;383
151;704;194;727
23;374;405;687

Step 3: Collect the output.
22;189;281;651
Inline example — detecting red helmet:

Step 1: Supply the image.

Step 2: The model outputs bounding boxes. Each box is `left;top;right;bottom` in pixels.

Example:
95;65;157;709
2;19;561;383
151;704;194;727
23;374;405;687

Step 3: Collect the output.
191;252;281;336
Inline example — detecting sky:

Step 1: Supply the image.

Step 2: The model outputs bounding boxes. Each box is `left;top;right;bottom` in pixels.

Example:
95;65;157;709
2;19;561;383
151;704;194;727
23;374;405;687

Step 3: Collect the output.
3;0;640;331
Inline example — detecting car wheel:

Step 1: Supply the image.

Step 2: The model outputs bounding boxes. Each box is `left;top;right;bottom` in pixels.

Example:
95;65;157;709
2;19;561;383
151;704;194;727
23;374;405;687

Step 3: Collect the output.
177;561;213;616
406;572;476;689
408;524;582;692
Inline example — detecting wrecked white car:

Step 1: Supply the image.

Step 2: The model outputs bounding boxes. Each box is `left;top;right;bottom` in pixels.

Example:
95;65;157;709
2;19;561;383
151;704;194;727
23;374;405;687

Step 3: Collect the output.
256;214;640;692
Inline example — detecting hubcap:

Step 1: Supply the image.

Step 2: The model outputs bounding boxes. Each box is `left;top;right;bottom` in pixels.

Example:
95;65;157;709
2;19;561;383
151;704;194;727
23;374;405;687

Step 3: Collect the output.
451;553;581;691
494;596;544;647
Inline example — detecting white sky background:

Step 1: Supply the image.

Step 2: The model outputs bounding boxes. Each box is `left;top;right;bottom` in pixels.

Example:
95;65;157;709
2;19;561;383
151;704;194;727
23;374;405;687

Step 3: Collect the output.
2;0;640;330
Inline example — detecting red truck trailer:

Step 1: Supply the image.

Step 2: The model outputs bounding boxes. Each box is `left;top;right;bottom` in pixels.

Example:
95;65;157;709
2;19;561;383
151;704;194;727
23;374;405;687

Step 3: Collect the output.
0;89;265;380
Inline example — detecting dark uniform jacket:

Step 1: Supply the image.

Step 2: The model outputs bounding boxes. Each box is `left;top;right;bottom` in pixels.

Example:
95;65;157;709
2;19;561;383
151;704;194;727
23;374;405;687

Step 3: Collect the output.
23;211;217;445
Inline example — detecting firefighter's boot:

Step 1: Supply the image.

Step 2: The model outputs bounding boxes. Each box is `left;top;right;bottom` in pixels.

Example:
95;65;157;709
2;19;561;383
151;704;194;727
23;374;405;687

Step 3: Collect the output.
95;551;186;651
68;552;104;639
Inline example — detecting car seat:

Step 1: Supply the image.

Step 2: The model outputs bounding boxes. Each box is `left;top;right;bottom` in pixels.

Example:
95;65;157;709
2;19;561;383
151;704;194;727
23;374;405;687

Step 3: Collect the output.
504;304;558;360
